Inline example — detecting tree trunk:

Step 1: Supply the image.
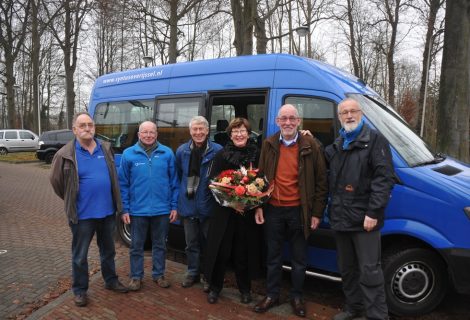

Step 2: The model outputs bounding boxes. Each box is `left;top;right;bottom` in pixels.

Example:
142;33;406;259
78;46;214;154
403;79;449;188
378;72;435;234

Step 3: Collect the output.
437;0;470;162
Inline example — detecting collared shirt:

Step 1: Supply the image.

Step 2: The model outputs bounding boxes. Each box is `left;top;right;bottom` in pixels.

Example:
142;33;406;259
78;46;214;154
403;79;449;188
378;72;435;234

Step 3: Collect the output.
279;132;299;147
75;139;115;219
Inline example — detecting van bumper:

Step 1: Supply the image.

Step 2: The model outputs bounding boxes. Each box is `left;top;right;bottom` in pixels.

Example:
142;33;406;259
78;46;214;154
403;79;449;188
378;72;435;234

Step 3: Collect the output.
440;248;470;294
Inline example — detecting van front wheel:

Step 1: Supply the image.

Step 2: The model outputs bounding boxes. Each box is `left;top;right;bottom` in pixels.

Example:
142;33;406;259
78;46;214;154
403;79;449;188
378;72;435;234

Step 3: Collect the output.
116;216;131;247
383;247;447;316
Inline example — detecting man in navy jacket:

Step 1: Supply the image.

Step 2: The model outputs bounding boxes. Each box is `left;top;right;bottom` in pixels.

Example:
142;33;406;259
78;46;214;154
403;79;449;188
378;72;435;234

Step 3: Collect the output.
119;121;178;291
176;116;222;288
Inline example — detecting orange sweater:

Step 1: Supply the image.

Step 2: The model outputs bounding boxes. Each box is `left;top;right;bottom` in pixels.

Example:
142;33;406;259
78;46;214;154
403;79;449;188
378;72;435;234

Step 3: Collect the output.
269;143;301;206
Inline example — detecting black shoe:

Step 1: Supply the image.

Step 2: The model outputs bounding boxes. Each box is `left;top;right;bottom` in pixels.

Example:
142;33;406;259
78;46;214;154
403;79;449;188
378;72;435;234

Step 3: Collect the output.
254;296;279;313
74;293;87;307
207;290;219;304
182;275;200;288
105;280;128;293
290;297;306;317
240;292;252;304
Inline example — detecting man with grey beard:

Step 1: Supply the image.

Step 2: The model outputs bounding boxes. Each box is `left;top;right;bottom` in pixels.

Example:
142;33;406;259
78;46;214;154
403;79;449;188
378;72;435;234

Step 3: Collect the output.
325;98;395;320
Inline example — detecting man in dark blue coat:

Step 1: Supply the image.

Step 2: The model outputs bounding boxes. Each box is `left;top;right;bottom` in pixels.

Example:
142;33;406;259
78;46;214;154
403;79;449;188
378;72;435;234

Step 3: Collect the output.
325;98;395;320
176;116;222;288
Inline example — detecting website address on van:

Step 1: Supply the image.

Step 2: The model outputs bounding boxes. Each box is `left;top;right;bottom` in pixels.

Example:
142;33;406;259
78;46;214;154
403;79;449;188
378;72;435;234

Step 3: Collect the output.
102;70;163;84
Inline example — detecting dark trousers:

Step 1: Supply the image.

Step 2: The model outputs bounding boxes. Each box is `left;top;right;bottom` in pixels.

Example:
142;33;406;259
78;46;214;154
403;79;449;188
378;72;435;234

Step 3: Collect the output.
210;212;251;294
69;214;118;296
264;204;306;299
335;230;388;320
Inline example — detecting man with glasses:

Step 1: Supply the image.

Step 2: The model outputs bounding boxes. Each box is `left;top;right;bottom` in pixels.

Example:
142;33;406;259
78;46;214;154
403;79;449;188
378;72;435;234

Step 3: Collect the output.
50;112;128;307
254;104;328;317
326;98;395;320
118;121;178;291
176;116;222;289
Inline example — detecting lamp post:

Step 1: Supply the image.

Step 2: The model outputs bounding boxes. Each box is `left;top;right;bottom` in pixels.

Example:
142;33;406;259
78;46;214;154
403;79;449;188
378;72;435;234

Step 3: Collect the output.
143;56;153;67
294;26;309;57
420;31;442;137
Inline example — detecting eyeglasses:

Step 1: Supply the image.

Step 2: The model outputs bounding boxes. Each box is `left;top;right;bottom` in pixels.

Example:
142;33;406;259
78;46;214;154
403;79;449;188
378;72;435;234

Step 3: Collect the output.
76;122;94;129
339;109;361;116
231;129;248;135
140;131;157;136
277;116;299;123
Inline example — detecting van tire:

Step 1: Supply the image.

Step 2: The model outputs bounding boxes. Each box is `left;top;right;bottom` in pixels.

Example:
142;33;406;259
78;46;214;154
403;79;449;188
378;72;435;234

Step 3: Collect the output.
0;147;7;156
45;152;55;164
116;216;131;247
382;247;447;316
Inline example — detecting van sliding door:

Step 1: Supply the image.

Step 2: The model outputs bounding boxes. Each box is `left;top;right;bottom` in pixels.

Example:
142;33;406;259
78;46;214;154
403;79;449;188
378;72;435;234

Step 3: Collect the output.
208;91;268;148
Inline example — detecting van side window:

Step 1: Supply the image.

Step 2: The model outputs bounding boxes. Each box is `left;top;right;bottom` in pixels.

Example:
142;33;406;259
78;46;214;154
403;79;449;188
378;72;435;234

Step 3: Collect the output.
20;131;34;139
156;96;201;151
94;100;154;153
285;97;335;147
0;132;3;139
209;93;266;147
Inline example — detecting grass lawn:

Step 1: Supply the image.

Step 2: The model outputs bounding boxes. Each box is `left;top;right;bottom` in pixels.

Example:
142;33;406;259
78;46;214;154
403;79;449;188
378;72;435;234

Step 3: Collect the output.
0;152;39;162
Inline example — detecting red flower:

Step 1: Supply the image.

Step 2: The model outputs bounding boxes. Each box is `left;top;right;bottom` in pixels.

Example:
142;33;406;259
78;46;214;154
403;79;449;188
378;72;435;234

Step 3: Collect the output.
234;185;246;196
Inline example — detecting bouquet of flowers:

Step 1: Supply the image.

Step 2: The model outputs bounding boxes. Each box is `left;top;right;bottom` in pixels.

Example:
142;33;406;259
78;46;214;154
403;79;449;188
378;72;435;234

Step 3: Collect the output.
209;166;274;213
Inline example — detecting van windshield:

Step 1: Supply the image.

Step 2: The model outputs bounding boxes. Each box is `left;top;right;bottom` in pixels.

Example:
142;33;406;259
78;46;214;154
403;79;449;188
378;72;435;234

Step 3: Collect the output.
349;94;439;167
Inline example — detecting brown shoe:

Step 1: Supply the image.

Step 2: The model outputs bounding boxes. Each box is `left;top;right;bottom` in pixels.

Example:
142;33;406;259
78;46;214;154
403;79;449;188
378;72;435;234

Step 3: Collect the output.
74;293;87;307
105;280;128;293
154;276;170;288
181;275;200;288
254;296;279;313
128;278;142;291
290;298;306;317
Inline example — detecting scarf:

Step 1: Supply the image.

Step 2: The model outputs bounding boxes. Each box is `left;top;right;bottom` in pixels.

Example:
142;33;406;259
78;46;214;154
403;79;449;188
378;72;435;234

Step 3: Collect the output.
186;140;208;199
222;140;258;168
339;118;364;150
138;141;158;156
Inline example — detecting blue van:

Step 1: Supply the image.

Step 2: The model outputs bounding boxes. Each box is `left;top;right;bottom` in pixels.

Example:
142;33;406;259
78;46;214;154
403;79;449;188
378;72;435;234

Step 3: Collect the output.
88;54;470;316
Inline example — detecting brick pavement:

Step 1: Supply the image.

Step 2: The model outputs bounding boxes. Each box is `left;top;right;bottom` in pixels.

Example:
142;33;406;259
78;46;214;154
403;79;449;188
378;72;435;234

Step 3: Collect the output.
0;161;337;320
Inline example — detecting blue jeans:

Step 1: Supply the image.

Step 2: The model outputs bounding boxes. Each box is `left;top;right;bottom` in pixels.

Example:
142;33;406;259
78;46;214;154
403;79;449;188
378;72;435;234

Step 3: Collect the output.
264;204;307;299
182;216;209;276
69;214;118;296
130;215;170;280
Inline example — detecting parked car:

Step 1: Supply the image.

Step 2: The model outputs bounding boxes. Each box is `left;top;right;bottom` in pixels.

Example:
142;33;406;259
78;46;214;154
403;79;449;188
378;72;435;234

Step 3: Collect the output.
36;129;74;163
0;129;39;155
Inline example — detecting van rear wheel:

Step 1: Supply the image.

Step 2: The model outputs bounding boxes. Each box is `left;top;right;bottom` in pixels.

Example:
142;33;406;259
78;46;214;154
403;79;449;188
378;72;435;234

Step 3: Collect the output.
383;247;447;316
0;147;7;156
45;152;55;164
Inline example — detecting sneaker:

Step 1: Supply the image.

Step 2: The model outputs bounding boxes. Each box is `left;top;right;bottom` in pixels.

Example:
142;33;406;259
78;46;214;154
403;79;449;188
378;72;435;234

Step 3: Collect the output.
333;310;363;320
155;276;170;288
181;275;200;288
74;293;87;307
105;280;128;293
128;278;142;291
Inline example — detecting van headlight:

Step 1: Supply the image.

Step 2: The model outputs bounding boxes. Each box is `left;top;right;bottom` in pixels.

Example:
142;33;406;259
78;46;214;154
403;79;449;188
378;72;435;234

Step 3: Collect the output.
465;207;470;220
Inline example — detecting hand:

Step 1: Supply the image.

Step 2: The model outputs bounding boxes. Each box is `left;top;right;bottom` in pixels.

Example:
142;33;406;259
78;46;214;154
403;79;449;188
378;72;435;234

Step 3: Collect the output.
169;210;178;223
255;207;264;224
310;216;320;230
364;215;377;232
121;213;131;224
299;129;313;137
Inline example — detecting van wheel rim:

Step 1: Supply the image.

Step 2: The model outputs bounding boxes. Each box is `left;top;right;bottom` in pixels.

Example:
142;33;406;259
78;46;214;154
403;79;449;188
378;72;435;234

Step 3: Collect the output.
391;261;433;303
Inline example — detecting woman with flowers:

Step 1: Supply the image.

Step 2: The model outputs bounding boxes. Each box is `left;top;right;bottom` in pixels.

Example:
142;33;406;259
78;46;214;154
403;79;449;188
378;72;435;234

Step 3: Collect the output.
204;117;263;305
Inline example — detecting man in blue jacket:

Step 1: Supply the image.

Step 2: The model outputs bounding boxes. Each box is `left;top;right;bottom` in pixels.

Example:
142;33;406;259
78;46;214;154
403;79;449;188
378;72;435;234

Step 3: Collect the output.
176;116;222;288
119;121;178;291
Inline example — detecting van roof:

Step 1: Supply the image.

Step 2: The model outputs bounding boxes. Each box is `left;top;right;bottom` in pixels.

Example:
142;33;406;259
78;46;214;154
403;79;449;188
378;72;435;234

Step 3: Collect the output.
92;54;378;101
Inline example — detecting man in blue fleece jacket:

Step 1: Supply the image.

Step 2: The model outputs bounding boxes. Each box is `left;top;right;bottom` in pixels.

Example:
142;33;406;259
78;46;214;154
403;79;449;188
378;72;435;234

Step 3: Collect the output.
119;121;178;291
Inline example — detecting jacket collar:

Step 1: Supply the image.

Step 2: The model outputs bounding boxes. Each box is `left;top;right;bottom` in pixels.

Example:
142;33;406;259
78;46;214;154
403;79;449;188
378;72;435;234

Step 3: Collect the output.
334;123;371;150
267;131;312;152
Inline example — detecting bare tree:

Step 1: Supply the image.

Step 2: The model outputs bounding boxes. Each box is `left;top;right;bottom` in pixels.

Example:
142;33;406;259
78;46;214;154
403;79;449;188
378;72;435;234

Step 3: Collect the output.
0;0;31;128
436;0;469;162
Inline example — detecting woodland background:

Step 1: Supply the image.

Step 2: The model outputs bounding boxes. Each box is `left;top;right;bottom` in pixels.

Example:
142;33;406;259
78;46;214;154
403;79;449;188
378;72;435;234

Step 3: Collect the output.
0;0;468;161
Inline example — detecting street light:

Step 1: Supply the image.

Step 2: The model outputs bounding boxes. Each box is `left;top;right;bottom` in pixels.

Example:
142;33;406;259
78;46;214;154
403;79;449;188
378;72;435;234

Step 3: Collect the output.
420;30;442;137
294;26;309;57
143;56;154;67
